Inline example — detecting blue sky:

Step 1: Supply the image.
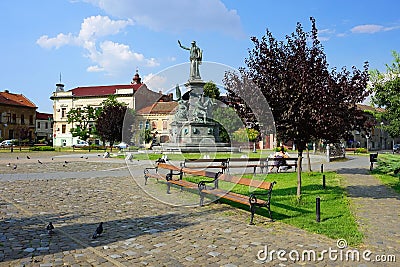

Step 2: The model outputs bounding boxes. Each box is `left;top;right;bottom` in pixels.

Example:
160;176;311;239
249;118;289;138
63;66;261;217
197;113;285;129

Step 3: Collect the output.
1;0;399;113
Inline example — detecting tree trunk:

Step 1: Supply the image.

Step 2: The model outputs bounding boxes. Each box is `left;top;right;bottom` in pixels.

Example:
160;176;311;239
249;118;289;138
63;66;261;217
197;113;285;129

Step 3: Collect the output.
296;150;303;197
306;148;312;172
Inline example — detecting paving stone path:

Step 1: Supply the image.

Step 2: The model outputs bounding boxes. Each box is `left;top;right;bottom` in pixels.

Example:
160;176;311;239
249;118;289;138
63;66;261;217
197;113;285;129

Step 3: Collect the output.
337;162;400;263
0;152;398;266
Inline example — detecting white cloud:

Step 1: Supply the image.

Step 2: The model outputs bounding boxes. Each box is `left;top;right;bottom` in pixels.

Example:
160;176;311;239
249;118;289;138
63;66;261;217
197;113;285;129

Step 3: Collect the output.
317;28;335;42
78;15;133;41
83;0;245;38
37;15;158;76
86;40;159;75
36;33;77;49
351;24;385;34
87;65;104;72
143;73;168;91
351;24;400;34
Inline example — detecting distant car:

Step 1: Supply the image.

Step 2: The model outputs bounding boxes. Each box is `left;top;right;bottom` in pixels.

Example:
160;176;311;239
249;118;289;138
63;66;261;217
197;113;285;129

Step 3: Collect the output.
393;144;400;153
73;141;89;148
0;140;16;147
114;142;129;149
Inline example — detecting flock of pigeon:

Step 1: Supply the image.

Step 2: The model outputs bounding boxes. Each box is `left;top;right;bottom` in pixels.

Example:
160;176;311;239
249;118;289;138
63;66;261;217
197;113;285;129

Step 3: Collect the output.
46;221;104;239
5;154;97;170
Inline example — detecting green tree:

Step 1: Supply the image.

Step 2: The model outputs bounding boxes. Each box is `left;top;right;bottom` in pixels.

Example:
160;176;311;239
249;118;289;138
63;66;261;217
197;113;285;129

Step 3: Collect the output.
203;81;220;99
226;17;369;196
370;51;400;138
96;96;128;150
212;106;243;143
232;128;259;142
67;106;99;141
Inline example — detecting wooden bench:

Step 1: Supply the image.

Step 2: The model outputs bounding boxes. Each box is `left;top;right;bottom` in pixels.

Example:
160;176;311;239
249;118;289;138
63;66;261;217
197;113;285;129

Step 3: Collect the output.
180;158;229;173
144;163;276;224
266;157;298;173
226;158;268;174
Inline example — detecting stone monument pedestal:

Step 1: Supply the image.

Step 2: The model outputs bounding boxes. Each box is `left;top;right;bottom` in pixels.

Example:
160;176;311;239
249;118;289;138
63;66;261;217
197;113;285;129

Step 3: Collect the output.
159;41;239;153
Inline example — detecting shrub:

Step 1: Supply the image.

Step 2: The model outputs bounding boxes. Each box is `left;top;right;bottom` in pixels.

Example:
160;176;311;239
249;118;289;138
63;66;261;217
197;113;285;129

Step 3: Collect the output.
274;146;288;152
355;148;368;154
30;146;55;151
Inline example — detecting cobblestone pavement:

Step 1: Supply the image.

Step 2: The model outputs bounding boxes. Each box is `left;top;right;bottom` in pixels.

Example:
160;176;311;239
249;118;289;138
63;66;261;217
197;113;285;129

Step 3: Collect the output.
0;152;398;266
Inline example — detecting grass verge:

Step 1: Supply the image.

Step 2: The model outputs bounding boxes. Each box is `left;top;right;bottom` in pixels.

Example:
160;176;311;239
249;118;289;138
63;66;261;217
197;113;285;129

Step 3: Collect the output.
185;171;363;246
371;153;400;194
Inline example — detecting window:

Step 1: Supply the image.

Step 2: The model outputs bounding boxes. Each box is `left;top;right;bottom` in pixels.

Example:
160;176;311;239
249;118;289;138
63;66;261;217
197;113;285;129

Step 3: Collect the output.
9;129;14;139
145;120;150;130
37;121;41;129
151;121;157;130
21;114;25;124
139;121;143;130
29;115;34;125
61;124;66;134
45;122;48;129
12;114;16;123
61;108;66;118
7;113;11;123
162;120;168;130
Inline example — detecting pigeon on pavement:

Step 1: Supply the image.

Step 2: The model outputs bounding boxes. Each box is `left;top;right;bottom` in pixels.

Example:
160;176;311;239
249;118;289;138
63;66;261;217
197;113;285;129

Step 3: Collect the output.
46;222;55;235
6;163;10;167
92;222;103;239
38;160;43;164
13;164;17;170
27;155;30;159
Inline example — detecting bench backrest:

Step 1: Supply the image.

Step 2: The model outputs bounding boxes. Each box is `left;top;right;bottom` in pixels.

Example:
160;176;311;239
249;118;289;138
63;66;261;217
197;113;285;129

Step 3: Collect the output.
218;174;273;190
157;163;273;189
157;163;217;179
228;158;265;162
184;158;228;164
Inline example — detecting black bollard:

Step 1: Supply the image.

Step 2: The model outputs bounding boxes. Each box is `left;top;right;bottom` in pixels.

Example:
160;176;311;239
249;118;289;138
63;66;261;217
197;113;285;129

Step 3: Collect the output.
320;164;324;173
316;197;321;222
322;174;326;189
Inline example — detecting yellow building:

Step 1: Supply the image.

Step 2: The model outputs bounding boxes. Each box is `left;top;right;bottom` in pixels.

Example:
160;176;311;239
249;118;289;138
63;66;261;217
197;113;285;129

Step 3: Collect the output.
135;101;178;146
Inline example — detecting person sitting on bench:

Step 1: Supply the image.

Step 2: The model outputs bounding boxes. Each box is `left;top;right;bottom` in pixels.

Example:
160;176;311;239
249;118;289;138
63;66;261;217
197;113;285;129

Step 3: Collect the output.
269;146;291;173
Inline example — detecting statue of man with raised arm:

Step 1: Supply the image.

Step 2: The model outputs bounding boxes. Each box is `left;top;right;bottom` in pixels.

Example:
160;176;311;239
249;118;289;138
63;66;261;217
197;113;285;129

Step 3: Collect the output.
178;40;202;80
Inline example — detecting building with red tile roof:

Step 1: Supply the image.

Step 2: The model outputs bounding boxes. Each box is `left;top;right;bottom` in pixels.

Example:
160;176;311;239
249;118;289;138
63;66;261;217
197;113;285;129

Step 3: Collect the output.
50;71;173;147
0;90;37;142
36;112;53;145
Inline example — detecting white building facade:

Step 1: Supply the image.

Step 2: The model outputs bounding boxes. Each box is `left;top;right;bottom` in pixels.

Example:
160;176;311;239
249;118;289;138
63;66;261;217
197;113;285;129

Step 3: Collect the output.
50;73;172;147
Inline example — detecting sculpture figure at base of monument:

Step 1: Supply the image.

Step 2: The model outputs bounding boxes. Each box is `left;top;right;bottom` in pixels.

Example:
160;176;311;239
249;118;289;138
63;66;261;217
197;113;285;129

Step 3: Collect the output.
191;94;214;123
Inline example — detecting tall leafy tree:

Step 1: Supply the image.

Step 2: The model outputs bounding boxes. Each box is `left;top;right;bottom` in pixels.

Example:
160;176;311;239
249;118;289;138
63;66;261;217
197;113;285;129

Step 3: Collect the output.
96;96;128;150
203;80;220;99
370;51;400;138
67;106;99;140
227;17;369;196
212;106;243;143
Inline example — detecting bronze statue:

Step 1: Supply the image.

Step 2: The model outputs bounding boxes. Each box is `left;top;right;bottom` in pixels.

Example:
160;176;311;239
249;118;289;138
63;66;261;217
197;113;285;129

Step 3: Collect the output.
178;40;202;80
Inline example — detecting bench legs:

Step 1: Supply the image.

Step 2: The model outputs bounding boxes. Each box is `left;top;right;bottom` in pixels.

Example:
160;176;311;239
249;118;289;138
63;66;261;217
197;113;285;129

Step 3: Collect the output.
249;194;274;225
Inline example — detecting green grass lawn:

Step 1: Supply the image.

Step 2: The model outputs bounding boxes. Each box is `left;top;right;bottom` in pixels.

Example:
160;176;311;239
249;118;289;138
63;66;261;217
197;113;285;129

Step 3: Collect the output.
371;153;400;194
185;171;363;246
